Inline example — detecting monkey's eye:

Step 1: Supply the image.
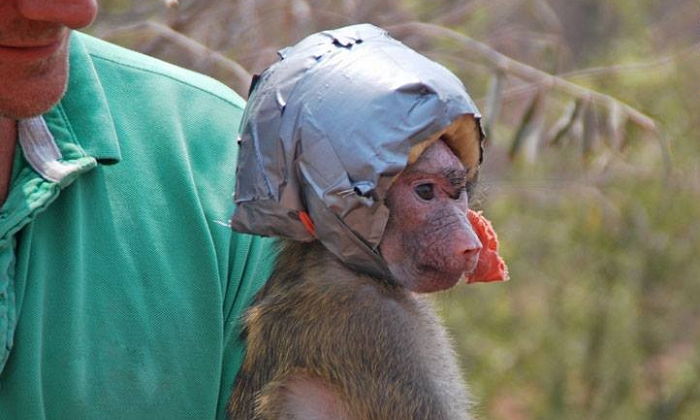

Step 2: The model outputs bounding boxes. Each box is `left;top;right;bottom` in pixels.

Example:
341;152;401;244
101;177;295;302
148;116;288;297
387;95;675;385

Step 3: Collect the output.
449;189;464;200
414;183;435;200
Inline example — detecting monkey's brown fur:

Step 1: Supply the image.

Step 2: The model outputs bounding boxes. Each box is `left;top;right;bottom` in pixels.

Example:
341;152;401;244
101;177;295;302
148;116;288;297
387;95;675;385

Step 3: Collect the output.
228;239;471;419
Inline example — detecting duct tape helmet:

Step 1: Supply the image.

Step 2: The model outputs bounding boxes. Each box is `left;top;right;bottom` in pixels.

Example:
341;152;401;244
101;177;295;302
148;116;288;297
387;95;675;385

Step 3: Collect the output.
231;23;485;277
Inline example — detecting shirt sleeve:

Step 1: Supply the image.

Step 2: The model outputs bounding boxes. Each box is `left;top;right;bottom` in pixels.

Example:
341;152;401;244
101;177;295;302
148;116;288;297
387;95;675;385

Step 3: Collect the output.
217;232;277;418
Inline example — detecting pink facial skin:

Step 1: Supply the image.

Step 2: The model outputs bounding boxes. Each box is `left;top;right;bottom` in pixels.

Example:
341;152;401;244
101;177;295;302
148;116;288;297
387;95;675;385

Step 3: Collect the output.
380;139;483;293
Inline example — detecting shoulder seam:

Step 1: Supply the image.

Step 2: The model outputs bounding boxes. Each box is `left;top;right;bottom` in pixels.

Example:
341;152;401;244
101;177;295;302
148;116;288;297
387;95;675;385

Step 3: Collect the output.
89;53;245;111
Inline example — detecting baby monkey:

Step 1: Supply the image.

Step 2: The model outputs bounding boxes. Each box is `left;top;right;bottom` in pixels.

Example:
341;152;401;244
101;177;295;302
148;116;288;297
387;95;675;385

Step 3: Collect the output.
228;24;507;420
230;139;479;419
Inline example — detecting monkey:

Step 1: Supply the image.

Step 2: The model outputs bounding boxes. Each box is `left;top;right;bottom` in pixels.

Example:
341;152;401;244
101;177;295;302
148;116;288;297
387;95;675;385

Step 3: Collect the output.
228;138;483;419
226;23;509;420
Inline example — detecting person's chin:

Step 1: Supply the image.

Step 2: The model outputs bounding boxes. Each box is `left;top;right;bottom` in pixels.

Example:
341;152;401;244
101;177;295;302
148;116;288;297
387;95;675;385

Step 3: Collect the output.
0;41;69;119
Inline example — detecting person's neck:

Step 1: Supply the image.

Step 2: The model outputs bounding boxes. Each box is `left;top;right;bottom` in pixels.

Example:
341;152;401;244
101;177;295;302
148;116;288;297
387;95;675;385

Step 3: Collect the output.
0;117;17;206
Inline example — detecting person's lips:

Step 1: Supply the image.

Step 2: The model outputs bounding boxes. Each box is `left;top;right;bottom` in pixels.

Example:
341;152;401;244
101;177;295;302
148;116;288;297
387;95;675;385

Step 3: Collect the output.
0;37;65;62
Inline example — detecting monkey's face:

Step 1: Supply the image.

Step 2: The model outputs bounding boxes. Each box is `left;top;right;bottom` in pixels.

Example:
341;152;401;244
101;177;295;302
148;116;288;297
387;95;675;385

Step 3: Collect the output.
380;139;482;293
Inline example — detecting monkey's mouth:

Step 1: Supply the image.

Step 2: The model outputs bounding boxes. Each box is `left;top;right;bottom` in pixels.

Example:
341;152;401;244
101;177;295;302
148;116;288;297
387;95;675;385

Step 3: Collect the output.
409;252;479;293
463;253;480;276
409;264;464;293
417;250;479;277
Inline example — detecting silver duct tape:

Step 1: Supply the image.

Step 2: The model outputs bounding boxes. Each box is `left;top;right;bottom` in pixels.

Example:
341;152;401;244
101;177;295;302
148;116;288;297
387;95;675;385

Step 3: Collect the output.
231;23;484;277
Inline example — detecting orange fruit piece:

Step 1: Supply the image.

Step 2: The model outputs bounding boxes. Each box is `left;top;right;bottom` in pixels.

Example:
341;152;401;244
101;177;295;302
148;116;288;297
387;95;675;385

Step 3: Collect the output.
465;209;509;284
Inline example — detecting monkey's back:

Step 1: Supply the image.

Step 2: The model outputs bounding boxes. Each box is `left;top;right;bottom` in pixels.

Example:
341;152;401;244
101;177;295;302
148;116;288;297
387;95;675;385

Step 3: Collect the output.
229;240;471;419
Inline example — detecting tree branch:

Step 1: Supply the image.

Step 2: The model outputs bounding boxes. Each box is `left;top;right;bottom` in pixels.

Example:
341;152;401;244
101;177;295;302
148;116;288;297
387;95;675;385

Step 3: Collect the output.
97;20;252;95
387;21;658;133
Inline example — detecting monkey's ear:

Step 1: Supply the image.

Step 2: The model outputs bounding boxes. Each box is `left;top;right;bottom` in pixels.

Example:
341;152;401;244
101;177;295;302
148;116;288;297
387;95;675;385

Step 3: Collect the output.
465;210;509;284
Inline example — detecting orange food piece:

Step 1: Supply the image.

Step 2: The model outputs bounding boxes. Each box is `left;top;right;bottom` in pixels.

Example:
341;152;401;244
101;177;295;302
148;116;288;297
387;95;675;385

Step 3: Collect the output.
465;209;509;284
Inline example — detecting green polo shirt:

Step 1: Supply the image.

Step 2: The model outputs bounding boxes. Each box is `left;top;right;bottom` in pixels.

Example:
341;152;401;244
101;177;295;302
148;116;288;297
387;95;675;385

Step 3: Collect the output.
0;32;273;418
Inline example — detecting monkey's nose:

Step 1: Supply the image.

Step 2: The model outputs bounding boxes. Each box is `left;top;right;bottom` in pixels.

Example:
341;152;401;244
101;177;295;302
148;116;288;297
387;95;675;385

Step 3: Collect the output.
451;215;483;273
461;245;482;273
462;246;481;258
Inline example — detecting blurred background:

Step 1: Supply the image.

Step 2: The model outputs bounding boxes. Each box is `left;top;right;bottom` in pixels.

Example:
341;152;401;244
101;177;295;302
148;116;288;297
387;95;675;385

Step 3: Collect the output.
92;1;700;418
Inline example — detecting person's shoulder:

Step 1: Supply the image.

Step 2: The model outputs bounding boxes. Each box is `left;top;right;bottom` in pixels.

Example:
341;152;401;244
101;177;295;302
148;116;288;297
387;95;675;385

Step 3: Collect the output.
75;31;245;111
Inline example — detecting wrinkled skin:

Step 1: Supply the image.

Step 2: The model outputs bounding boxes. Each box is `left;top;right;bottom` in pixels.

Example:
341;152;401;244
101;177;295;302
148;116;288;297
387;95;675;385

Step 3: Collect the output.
380;139;482;293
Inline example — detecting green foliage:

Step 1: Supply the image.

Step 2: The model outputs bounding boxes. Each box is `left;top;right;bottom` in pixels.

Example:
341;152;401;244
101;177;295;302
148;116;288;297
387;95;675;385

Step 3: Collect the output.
441;158;700;418
438;12;700;412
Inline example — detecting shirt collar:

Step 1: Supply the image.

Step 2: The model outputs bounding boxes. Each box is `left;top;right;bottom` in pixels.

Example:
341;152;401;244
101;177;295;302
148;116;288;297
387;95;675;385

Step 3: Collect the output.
40;31;122;165
17;116;91;183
